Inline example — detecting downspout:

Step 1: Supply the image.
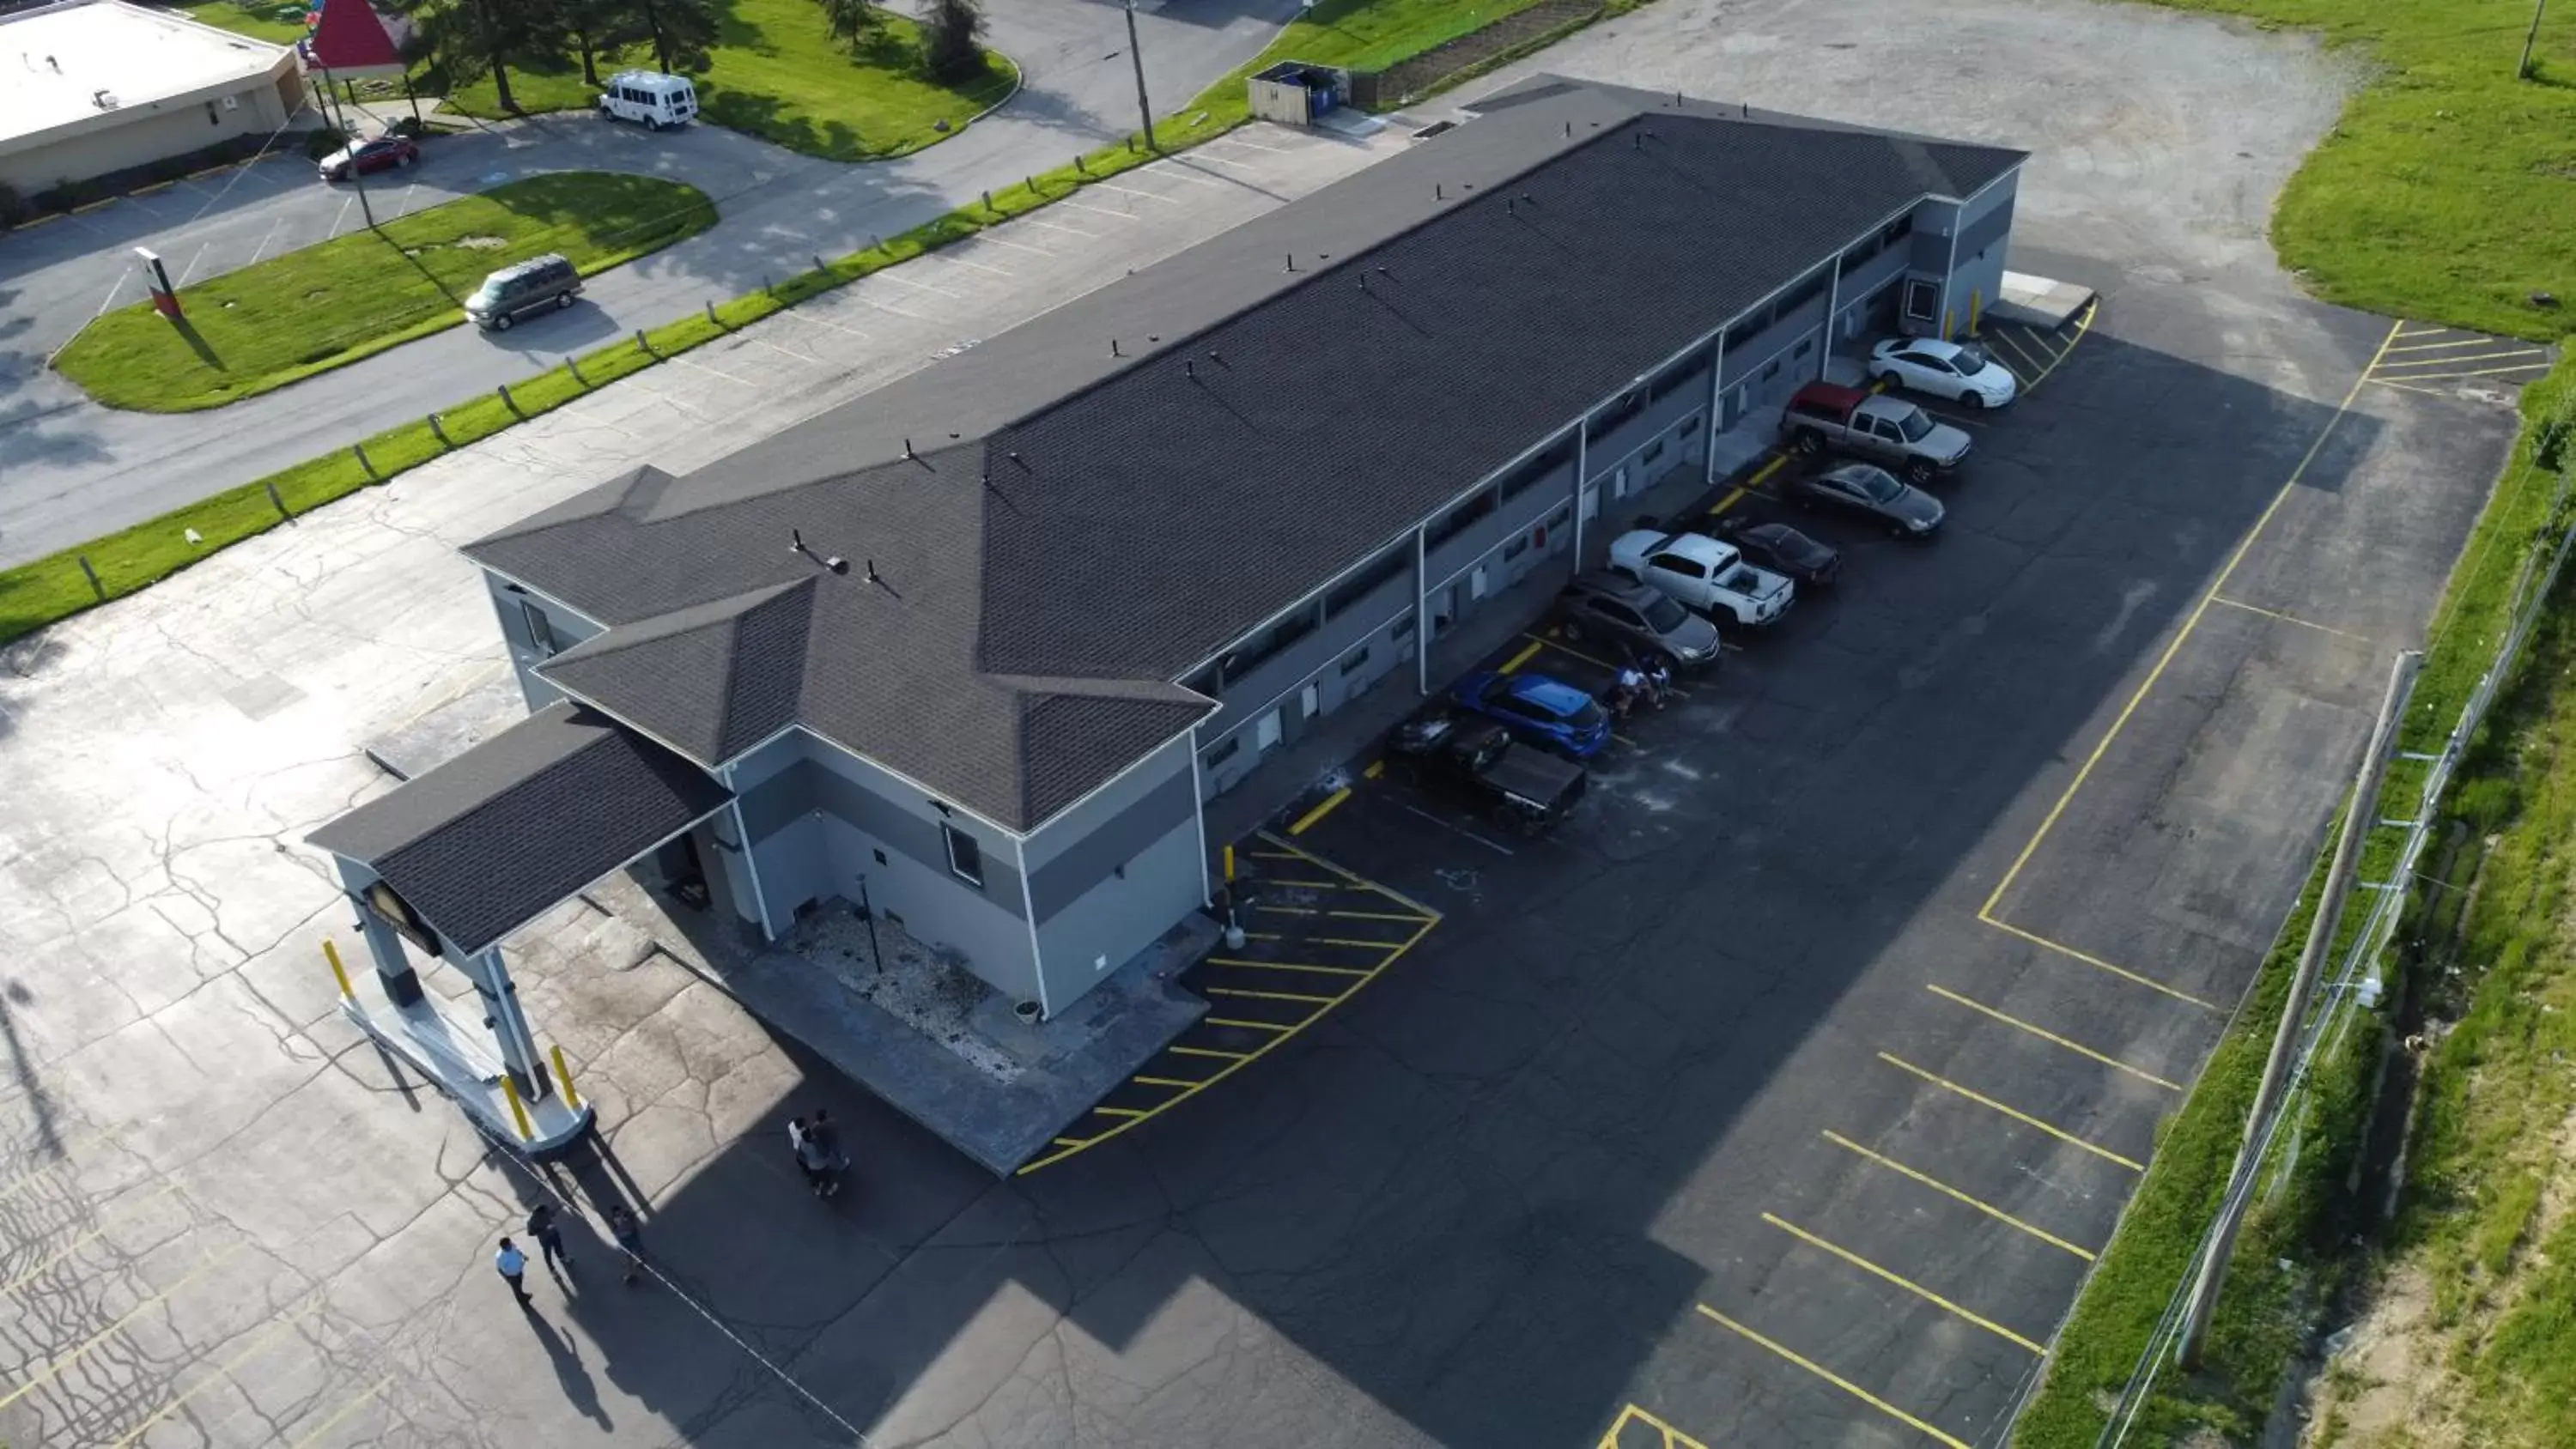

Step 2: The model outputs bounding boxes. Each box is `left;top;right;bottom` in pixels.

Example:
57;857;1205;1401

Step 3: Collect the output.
1188;727;1212;906
1939;205;1961;339
720;762;776;943
1820;251;1842;381
1016;834;1052;1021
1571;420;1590;564
1703;331;1727;484
1413;522;1431;694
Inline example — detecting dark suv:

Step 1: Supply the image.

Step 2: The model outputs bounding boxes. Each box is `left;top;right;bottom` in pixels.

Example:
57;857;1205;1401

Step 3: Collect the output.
465;254;582;332
1555;570;1723;670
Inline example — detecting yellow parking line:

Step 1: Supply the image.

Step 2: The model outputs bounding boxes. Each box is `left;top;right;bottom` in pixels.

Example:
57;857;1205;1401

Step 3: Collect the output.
1205;1016;1293;1032
70;196;118;215
1249;849;1304;860
1328;907;1436;924
1498;639;1548;675
1242;931;1285;941
1925;985;2182;1090
1266;877;1370;890
1822;1131;2096;1260
1169;1045;1252;1060
1707;486;1749;517
1878;1052;2144;1171
1599;1403;1710;1449
2374;349;2549;371
1985;328;2049;379
1364;760;1386;779
2024;301;2099;391
1289;787;1352;835
1313;936;1410;950
1206;985;1341;1005
111;1292;331;1446
1255;904;1319;915
1978;314;2395;931
1093;1106;1151;1118
289;1374;392;1449
0;1242;246;1410
2209;594;2373;644
0;1124;116;1207
1208;958;1372;977
2370;361;2552;383
1534;632;1619;672
1983;917;2221;1010
1760;1213;2047;1354
1053;1135;1093;1148
1133;1076;1201;1088
2;1183;185;1299
2379;336;2521;354
1692;1306;1971;1449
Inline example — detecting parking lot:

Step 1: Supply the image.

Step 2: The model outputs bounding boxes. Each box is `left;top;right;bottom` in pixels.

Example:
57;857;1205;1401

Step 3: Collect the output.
1030;281;2524;1446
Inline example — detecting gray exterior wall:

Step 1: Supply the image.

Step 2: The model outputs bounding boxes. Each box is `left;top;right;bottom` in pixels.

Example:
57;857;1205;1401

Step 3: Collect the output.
0;61;303;192
1024;731;1205;999
1905;170;2021;336
733;731;1043;1008
482;571;605;715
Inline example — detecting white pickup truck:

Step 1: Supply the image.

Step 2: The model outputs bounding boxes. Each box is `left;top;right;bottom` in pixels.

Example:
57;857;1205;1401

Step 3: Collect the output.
1607;529;1795;627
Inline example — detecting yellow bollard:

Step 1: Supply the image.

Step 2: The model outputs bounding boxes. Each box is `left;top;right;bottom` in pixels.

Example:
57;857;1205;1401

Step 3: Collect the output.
500;1074;534;1141
1969;289;1983;337
323;938;353;999
1943;308;1956;342
550;1046;583;1112
1223;844;1236;882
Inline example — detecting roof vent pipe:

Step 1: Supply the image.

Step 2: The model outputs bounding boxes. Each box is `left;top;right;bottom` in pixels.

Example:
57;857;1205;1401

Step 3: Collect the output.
1285;252;1296;273
866;559;881;585
902;437;914;458
1185;359;1196;380
1435;183;1443;200
1111;337;1121;356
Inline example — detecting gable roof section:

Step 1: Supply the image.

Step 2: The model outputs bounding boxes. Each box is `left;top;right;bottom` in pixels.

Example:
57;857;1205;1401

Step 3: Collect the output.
466;80;2022;832
307;701;732;955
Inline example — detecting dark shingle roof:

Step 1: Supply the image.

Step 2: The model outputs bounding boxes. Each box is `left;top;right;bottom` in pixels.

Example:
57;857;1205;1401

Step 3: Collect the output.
307;701;732;954
466;79;2021;832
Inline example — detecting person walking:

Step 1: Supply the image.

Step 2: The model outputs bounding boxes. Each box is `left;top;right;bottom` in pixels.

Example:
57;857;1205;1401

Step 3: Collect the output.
495;1237;532;1306
787;1114;808;1167
808;1110;844;1195
527;1202;574;1274
795;1124;837;1197
608;1204;644;1286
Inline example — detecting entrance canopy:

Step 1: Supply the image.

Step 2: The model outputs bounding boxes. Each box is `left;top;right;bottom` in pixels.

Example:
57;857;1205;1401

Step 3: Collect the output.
309;700;732;956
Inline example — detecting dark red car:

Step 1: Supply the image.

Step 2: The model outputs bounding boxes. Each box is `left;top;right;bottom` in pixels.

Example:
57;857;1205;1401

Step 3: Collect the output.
317;136;419;182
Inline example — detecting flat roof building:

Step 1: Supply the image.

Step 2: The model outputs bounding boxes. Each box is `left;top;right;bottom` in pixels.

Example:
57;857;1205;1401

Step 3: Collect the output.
307;78;2023;1149
0;0;303;194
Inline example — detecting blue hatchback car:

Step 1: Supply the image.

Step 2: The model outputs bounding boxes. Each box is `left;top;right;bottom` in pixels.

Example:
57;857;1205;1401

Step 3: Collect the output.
1449;670;1613;760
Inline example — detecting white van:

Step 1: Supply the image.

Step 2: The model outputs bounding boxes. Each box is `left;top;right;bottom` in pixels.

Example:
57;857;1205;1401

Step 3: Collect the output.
597;70;698;130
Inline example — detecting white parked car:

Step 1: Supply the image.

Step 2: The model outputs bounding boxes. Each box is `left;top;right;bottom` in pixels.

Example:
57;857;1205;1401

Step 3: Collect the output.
598;70;699;130
1868;336;2019;409
1606;530;1794;627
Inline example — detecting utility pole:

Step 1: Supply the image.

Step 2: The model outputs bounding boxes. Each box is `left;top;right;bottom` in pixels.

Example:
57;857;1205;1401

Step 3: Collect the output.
1123;0;1157;152
2177;648;2421;1366
2520;0;2549;78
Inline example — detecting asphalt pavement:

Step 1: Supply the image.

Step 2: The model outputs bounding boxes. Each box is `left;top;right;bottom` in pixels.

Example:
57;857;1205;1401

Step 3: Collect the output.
0;0;1300;567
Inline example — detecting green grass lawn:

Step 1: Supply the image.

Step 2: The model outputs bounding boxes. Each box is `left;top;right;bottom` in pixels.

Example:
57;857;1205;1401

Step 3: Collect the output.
440;0;1012;163
53;172;715;412
2151;0;2576;339
1252;0;1554;75
173;0;311;44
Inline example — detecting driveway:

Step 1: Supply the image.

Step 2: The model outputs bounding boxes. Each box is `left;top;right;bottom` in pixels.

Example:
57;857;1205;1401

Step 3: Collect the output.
0;2;2544;1448
0;0;1299;568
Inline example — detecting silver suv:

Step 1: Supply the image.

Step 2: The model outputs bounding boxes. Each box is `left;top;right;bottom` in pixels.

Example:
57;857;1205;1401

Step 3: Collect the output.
1554;571;1724;670
465;254;581;332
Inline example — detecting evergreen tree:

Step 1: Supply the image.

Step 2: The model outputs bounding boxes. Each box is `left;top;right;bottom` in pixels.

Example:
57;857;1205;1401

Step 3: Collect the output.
919;0;986;82
814;0;883;56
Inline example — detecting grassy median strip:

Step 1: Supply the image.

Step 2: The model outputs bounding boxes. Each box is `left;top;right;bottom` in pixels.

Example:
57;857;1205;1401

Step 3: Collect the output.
2013;356;2576;1446
0;0;1630;646
2149;0;2576;339
440;2;1013;162
52;173;717;412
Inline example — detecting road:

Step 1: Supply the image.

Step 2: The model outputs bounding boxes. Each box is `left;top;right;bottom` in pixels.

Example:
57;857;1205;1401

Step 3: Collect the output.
0;0;1298;568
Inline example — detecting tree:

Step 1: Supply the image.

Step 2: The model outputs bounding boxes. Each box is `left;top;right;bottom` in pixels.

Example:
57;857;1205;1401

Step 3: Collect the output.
814;0;882;56
396;0;546;112
631;0;719;74
919;0;986;82
550;0;641;87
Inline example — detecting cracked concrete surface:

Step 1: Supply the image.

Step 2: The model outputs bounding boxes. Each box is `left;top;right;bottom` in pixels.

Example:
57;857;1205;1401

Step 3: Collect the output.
0;3;2537;1447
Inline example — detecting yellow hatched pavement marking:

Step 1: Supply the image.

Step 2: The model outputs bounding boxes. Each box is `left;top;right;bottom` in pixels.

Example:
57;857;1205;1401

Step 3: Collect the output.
1020;909;1436;1173
289;1374;393;1449
1208;958;1371;977
1205;1017;1293;1032
1206;985;1342;1005
1693;1306;1971;1449
111;1292;332;1446
1598;1403;1710;1449
1878;1052;2144;1171
0;1242;247;1410
1760;1213;2046;1354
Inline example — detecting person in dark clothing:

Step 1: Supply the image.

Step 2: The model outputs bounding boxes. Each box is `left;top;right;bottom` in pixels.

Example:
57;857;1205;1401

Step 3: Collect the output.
526;1202;574;1273
608;1204;644;1285
808;1110;844;1197
795;1129;836;1196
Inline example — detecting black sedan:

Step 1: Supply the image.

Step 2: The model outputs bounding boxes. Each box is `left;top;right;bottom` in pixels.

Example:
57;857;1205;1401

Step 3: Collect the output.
1790;462;1946;539
1710;517;1842;586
